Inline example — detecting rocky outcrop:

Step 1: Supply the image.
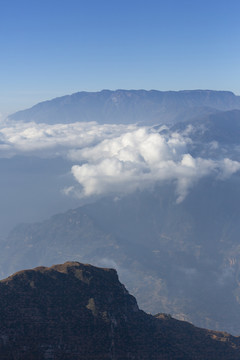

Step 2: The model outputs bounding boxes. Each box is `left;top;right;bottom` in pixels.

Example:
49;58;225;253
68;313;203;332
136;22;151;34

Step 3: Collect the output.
0;261;239;359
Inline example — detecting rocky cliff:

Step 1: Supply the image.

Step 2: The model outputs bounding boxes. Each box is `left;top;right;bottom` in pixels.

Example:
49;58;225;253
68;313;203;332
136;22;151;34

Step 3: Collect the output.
0;261;239;359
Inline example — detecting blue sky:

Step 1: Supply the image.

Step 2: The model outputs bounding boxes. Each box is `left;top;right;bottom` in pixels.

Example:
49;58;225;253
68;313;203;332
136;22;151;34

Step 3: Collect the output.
1;0;240;115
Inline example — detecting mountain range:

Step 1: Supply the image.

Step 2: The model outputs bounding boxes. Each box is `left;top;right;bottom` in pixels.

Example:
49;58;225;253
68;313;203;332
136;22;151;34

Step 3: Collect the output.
1;89;240;337
8;89;240;125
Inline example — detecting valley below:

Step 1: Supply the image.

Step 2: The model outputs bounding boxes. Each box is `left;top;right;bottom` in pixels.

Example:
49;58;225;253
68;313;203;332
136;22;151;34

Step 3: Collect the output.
0;89;240;341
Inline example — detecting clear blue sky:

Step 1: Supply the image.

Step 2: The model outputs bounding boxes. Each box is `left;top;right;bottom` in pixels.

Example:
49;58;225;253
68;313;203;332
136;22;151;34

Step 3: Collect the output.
1;0;240;115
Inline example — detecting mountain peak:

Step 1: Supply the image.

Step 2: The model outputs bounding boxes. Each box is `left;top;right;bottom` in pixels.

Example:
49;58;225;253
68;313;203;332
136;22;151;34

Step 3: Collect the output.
0;262;240;359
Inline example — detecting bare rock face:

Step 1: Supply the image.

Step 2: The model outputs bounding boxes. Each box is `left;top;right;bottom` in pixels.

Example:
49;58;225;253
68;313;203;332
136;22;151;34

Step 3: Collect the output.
0;261;239;359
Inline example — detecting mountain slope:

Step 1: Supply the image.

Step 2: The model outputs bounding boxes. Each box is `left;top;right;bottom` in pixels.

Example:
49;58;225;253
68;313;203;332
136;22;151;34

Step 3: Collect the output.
2;176;240;335
9;89;240;125
173;109;240;144
0;261;240;359
2;93;240;336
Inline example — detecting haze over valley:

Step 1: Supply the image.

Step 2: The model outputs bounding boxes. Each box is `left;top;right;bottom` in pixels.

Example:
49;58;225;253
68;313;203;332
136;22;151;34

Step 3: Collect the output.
1;1;240;357
0;89;240;335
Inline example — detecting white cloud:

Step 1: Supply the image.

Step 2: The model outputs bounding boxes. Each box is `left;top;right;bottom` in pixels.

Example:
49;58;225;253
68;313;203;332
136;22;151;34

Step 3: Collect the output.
0;120;239;202
0;120;136;157
69;128;240;202
218;158;240;179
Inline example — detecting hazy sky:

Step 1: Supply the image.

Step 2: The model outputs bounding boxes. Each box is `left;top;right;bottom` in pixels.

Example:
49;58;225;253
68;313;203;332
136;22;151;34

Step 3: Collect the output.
1;0;240;116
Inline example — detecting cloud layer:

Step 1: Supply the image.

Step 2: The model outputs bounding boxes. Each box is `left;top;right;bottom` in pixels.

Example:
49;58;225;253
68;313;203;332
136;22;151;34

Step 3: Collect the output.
0;120;136;157
68;127;240;202
1;120;240;202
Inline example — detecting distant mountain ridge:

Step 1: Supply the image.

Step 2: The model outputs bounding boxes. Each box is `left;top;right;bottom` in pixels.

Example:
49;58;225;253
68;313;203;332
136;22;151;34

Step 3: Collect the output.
3;88;240;340
0;261;240;359
9;89;240;125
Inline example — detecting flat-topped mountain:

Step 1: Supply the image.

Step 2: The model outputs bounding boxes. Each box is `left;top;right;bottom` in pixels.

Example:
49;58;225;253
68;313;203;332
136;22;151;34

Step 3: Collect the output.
9;89;240;125
0;261;240;359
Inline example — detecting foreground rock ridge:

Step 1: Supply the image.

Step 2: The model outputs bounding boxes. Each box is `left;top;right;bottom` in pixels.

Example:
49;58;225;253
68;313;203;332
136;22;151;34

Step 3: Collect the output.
0;262;239;359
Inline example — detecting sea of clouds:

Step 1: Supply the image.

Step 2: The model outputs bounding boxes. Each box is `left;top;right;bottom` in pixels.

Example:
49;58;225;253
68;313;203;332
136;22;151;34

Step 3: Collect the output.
0;120;239;203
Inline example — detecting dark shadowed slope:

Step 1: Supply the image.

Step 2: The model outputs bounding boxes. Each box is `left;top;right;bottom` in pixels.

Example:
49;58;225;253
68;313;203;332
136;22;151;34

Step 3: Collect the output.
0;261;240;359
9;89;240;125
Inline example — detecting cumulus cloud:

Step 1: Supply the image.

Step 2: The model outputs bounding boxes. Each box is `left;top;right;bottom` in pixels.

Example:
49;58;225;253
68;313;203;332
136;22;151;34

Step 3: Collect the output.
0;120;239;202
218;158;240;179
68;127;240;202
